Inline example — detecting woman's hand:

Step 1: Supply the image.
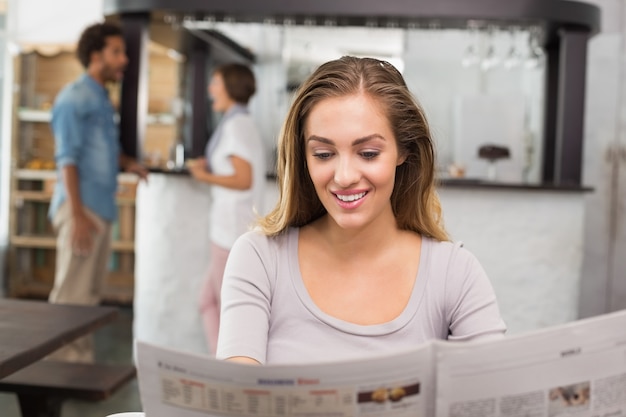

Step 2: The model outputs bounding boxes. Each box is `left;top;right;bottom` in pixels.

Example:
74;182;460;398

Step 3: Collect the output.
226;356;261;365
187;156;251;189
187;158;208;181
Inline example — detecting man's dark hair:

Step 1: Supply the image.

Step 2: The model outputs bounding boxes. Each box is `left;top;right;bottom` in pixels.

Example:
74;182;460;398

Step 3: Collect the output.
76;22;124;69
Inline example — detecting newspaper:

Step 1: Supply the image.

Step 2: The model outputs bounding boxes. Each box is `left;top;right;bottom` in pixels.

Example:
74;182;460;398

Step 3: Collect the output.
436;309;626;417
135;309;626;417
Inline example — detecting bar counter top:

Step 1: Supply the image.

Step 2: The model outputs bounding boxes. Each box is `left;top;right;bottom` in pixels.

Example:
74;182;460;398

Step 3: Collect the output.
147;168;593;193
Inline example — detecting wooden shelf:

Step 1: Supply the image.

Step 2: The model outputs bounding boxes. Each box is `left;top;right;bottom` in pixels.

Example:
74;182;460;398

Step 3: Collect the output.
15;169;57;180
11;235;56;248
145;113;176;125
11;235;135;252
15;169;139;185
18;108;176;125
117;173;139;183
18;108;51;122
111;240;135;252
116;198;136;206
14;191;53;202
13;190;135;206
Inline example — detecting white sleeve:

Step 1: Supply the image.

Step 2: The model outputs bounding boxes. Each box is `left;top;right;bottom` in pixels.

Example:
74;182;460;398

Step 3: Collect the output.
220;116;258;163
216;231;274;363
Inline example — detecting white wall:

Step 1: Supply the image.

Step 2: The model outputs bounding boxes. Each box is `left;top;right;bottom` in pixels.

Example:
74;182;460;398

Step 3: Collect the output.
13;0;103;45
440;189;585;333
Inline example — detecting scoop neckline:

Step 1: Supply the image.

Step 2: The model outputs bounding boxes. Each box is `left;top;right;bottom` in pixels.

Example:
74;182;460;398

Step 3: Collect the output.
287;228;430;336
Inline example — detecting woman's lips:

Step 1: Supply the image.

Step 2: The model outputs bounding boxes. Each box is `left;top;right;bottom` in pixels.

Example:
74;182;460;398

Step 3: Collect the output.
333;191;368;208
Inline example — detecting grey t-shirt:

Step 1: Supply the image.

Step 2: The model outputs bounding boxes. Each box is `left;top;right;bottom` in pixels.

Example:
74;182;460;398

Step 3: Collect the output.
216;228;506;364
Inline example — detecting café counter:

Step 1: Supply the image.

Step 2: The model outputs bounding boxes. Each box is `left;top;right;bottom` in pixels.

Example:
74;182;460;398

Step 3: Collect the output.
133;169;211;356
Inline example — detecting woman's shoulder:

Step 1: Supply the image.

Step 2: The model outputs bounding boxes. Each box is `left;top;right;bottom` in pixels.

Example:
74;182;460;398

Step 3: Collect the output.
228;229;296;286
232;228;295;254
423;237;480;270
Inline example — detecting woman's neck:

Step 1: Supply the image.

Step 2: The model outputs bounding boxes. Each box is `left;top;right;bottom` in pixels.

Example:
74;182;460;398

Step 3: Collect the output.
311;211;404;258
224;101;242;114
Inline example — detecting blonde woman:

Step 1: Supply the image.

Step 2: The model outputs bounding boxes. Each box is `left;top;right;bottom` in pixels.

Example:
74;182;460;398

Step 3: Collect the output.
217;57;505;364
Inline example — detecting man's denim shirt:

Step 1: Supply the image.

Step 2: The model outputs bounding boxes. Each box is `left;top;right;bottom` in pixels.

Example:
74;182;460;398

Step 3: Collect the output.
49;74;120;222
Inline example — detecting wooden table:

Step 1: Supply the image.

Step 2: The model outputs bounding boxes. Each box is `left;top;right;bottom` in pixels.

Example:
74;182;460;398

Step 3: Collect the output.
0;298;119;378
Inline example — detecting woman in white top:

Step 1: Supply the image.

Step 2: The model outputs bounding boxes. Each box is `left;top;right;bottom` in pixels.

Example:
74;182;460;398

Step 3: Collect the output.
188;63;265;354
217;57;505;365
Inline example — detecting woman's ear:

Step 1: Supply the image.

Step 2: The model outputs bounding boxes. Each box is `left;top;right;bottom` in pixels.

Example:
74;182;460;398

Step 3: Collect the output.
396;151;408;166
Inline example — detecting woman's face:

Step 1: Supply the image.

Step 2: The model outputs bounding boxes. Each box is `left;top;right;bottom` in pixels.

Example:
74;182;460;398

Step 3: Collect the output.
208;72;235;112
304;93;405;231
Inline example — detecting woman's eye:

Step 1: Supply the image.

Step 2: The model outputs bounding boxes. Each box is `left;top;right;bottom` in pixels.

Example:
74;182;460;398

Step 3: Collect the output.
361;151;379;160
313;152;333;160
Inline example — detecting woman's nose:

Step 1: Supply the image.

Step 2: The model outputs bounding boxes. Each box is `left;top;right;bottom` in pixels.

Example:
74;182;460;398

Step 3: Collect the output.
334;156;359;186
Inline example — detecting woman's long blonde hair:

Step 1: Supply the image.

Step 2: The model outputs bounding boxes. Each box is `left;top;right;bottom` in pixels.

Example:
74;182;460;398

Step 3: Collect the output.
259;56;448;241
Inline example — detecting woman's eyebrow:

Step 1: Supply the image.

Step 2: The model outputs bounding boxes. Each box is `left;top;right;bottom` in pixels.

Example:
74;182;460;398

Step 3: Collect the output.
306;135;334;145
352;134;386;146
306;134;386;146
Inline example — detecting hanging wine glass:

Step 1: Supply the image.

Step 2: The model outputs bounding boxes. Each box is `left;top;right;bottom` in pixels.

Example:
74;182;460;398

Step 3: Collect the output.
503;26;522;70
525;25;545;69
462;20;481;68
481;25;500;71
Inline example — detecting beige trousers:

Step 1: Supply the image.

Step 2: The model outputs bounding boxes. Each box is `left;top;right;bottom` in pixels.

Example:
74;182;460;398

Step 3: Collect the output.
47;202;112;362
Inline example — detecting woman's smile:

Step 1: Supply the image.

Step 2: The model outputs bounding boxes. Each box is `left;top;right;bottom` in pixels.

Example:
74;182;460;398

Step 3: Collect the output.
333;190;368;209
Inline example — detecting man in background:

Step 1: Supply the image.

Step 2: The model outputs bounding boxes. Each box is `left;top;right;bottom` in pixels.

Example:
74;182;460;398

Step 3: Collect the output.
48;21;147;362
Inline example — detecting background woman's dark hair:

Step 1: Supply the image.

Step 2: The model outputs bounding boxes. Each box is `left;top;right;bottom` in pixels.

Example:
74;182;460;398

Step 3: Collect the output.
214;63;256;104
77;22;124;69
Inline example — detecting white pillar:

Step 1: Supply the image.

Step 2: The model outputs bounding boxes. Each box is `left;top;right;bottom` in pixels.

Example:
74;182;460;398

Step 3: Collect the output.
133;174;212;355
